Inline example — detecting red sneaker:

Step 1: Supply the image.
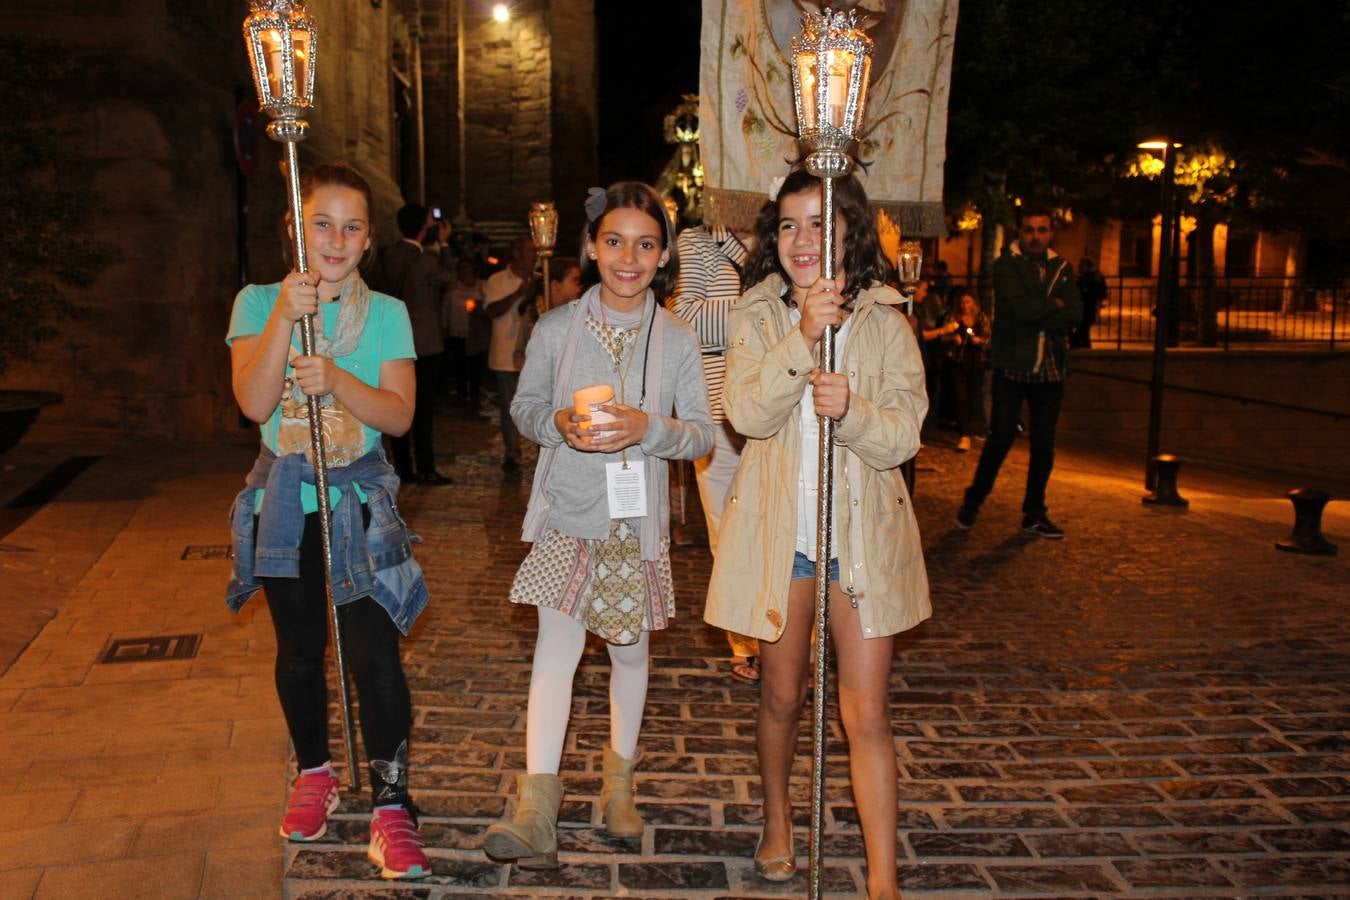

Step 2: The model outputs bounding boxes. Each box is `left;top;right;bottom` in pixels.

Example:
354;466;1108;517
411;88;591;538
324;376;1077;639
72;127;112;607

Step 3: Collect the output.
369;807;429;879
279;770;340;841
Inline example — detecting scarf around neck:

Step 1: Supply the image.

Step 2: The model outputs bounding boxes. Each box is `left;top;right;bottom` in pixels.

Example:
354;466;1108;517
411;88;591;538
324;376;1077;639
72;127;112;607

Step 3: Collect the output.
295;270;371;361
522;284;667;559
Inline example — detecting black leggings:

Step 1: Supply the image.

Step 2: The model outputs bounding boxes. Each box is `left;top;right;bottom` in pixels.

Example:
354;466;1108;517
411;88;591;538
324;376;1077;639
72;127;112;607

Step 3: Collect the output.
259;512;412;801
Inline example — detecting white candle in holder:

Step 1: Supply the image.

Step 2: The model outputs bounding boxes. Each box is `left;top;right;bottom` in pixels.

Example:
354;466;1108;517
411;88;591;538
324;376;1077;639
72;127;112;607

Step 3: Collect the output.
573;384;615;430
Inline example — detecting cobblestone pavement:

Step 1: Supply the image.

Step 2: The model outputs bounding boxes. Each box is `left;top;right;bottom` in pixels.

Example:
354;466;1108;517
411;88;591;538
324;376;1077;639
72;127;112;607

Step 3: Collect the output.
285;405;1350;899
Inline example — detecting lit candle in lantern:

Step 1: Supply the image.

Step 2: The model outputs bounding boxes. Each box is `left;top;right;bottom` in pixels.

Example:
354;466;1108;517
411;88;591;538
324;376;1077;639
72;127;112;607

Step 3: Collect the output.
826;50;850;128
573;384;615;431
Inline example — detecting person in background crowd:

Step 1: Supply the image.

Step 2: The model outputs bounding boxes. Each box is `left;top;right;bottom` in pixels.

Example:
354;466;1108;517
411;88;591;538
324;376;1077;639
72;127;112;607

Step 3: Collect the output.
379;204;455;484
1073;257;1107;348
443;257;486;414
670;222;761;684
915;279;953;430
956;207;1082;538
940;289;991;451
484;236;539;472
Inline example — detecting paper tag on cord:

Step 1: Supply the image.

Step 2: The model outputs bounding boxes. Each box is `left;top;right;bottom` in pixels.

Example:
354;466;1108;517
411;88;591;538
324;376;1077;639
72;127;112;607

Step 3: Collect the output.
606;462;647;519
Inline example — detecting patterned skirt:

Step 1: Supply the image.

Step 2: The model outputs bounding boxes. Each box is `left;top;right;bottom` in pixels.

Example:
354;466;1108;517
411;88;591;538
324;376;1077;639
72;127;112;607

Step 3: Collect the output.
508;519;675;645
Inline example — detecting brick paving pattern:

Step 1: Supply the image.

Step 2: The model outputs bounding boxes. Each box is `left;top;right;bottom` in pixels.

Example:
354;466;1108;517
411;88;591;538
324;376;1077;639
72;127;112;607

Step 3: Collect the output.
278;411;1350;898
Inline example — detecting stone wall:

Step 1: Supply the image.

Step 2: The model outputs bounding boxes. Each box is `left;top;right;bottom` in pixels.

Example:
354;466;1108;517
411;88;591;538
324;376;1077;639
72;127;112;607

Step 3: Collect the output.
1;0;596;440
1061;350;1350;486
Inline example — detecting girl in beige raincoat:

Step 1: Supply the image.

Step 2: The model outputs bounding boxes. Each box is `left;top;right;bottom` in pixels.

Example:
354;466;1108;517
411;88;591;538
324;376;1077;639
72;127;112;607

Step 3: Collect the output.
705;169;930;899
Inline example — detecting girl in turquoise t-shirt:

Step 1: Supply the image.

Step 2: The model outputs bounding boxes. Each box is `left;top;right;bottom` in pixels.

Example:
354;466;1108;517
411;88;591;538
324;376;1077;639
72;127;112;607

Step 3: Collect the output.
225;162;429;879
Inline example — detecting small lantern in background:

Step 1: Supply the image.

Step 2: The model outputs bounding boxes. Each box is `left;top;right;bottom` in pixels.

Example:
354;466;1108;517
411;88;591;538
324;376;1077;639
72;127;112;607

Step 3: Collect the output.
528;201;559;310
897;240;923;315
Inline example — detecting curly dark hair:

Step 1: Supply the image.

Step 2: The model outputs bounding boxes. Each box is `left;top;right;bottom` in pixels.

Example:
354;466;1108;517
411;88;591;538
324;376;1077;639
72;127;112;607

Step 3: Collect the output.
742;168;889;304
578;181;680;300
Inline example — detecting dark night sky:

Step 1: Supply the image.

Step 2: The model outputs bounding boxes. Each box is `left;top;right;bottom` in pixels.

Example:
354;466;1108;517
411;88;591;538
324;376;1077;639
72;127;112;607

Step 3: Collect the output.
595;1;702;185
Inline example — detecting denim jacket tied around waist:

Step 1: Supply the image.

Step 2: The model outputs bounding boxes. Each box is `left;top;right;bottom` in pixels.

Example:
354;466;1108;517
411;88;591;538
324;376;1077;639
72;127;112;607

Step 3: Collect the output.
226;446;428;634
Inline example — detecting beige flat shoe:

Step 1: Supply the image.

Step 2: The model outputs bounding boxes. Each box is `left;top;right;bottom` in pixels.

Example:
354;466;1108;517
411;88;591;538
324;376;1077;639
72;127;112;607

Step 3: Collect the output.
753;837;797;882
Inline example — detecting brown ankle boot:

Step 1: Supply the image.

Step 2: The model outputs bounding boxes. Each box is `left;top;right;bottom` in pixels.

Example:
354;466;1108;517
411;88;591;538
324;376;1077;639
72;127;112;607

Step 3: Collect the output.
600;747;644;838
483;773;563;868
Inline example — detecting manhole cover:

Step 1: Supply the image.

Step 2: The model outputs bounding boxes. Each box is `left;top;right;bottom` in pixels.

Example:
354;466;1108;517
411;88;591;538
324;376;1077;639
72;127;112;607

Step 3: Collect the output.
100;634;201;664
182;545;233;560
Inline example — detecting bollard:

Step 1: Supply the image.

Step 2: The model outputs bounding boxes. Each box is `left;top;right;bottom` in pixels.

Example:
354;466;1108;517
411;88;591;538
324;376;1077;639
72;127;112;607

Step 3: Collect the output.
1275;488;1338;556
1143;454;1189;508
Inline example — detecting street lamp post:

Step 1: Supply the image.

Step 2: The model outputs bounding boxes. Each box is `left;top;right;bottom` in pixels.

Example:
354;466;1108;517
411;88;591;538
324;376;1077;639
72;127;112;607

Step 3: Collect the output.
1139;138;1181;496
789;9;872;898
528;201;559;311
242;0;361;790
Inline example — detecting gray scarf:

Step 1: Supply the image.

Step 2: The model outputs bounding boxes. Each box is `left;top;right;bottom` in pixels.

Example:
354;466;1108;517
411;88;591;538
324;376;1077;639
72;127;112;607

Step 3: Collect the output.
522;284;667;560
295;270;370;360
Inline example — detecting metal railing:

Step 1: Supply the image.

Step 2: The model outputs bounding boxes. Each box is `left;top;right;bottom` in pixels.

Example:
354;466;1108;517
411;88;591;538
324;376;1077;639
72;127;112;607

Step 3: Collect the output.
945;275;1348;350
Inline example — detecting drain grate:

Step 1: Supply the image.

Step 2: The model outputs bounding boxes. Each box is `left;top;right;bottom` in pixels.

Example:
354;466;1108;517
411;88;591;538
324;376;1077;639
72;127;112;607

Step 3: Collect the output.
100;634;201;664
181;545;233;560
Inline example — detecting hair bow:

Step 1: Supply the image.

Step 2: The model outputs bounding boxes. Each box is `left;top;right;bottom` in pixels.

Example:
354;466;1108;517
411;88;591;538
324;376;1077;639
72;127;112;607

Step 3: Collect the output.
767;175;786;202
584;186;608;223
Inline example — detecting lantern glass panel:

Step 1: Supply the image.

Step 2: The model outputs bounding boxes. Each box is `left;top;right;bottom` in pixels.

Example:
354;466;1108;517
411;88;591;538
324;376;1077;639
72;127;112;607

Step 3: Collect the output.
855;56;872;131
292;28;312;104
796;52;819;131
260;28;284;101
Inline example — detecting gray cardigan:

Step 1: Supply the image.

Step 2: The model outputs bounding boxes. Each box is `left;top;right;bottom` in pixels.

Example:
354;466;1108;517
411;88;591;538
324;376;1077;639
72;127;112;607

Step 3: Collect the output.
511;301;715;541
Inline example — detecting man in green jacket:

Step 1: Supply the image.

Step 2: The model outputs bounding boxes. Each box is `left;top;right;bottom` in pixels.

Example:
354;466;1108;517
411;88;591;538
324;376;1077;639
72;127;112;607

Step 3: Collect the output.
956;207;1082;538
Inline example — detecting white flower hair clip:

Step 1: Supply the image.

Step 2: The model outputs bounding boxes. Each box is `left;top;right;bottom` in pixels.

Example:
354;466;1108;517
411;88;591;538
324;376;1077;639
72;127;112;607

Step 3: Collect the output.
767;175;786;202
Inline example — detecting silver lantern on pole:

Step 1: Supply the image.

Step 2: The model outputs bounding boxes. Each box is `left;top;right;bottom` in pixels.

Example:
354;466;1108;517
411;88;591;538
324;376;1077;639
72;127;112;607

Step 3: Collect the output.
243;0;361;791
789;7;872;898
528;201;559;311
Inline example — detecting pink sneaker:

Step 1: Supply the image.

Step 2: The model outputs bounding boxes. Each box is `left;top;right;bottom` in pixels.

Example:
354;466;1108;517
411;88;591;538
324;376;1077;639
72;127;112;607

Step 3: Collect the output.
369;807;429;879
280;770;340;841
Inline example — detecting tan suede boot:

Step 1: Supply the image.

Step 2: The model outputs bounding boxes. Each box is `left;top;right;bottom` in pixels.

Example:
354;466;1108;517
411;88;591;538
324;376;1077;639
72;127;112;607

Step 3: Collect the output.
483;773;563;868
600;747;644;838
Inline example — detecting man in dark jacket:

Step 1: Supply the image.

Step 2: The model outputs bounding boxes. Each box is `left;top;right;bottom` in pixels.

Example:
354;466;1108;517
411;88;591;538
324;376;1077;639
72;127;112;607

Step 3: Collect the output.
955;208;1082;538
378;204;455;484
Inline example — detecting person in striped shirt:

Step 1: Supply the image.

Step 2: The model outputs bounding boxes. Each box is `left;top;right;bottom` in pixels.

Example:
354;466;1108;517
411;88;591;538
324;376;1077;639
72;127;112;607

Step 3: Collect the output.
670;223;761;683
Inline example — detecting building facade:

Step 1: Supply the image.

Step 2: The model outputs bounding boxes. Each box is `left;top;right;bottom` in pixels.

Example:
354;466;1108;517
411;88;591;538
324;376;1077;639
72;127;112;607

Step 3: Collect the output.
1;0;596;438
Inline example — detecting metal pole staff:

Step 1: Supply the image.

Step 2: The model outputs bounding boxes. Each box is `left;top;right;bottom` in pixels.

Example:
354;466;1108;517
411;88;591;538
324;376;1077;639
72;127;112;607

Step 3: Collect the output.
243;0;360;791
790;10;872;898
282;141;361;791
808;171;839;900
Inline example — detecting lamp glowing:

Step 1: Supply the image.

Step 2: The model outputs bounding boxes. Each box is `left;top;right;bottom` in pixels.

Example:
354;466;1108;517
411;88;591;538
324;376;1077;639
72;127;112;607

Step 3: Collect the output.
492;3;509;22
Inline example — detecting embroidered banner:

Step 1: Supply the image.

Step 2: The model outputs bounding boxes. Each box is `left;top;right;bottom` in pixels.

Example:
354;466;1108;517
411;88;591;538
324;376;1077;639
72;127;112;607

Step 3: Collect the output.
700;0;956;236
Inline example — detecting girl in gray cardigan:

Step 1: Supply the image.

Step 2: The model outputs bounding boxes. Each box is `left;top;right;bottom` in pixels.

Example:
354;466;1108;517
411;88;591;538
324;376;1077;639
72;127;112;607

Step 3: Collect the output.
483;183;714;868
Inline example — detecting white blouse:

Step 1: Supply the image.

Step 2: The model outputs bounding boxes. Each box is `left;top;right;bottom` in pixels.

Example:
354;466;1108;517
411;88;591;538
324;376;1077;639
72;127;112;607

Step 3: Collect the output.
788;306;854;562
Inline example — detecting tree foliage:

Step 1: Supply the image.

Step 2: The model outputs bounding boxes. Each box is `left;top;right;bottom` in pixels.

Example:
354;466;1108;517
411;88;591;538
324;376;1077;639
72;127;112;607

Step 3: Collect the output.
946;0;1350;273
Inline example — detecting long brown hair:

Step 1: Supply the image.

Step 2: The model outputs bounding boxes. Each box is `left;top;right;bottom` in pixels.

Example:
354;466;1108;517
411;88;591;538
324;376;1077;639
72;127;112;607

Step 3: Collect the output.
742;168;889;302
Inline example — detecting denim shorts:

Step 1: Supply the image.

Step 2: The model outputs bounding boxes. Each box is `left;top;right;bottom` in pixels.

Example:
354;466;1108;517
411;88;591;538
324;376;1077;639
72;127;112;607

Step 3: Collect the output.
790;551;840;582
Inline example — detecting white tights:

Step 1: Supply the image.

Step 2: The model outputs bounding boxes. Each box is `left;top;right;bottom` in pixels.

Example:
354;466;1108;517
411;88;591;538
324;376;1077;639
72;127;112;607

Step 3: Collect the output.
525;606;650;774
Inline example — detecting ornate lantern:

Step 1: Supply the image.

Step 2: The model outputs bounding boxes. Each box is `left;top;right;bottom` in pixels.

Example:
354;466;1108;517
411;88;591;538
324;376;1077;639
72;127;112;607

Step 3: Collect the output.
242;0;317;141
790;8;873;181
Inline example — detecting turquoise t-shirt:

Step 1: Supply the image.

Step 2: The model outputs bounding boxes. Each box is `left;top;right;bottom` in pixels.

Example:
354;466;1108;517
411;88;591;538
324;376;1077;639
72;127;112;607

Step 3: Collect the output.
226;282;416;513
